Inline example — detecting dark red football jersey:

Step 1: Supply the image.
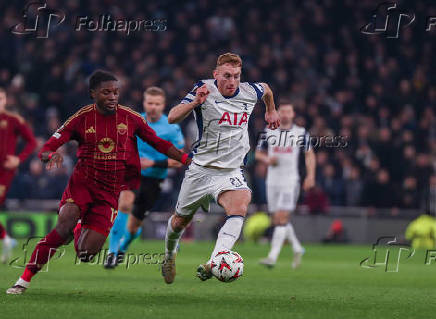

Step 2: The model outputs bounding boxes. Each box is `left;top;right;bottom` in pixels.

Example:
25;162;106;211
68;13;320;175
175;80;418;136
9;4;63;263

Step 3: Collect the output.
0;111;37;164
39;104;173;193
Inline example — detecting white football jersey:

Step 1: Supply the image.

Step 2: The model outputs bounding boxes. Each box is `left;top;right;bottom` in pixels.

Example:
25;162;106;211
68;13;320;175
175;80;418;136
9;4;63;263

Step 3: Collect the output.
257;124;311;186
181;79;264;168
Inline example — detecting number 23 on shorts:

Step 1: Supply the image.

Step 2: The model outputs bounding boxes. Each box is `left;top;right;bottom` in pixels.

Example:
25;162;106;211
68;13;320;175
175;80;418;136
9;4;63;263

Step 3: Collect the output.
229;177;243;187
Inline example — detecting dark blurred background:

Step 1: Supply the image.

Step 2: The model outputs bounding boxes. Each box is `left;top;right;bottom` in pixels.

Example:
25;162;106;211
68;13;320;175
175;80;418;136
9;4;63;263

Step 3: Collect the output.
0;0;435;216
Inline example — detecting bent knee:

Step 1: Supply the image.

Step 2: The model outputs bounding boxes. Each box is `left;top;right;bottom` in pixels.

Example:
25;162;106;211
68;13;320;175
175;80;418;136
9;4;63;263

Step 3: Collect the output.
118;190;135;213
230;203;249;216
56;204;80;237
77;242;102;262
56;222;76;239
77;251;96;262
273;211;289;225
77;246;100;262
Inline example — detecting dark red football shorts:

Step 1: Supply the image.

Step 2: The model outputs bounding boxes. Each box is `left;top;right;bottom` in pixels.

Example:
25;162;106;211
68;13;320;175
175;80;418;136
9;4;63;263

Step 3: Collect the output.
59;172;119;237
0;168;17;206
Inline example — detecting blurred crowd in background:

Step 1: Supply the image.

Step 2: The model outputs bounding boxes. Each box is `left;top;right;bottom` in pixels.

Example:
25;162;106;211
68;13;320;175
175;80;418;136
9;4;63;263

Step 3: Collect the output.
0;0;435;215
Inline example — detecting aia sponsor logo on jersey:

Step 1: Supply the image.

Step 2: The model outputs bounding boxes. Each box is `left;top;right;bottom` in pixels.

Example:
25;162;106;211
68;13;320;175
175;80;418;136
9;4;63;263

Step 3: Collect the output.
218;112;248;126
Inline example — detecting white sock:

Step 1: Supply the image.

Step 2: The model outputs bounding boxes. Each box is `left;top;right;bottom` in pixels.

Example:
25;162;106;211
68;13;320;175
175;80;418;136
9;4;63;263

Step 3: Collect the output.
267;226;287;263
286;223;303;253
209;216;244;262
164;216;184;259
16;277;30;288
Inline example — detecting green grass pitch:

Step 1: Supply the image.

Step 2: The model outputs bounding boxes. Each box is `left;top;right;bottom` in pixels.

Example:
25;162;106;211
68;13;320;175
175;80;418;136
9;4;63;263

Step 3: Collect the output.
1;239;435;319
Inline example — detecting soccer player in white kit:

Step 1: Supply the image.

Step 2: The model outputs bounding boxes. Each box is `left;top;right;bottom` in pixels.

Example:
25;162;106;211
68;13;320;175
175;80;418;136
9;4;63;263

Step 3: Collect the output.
161;53;280;283
257;103;316;269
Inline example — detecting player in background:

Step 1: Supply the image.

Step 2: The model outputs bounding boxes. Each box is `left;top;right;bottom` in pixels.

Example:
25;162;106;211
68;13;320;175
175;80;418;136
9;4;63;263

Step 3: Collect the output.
104;87;184;268
161;53;280;284
0;87;37;263
6;70;191;294
257;103;315;269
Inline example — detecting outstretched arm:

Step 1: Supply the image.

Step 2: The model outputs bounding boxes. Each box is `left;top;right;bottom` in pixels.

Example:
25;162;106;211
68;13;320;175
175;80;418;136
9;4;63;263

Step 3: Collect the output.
39;117;79;169
260;83;280;130
141;124;186;169
166;145;192;166
168;102;198;124
140;157;184;169
137;119;191;165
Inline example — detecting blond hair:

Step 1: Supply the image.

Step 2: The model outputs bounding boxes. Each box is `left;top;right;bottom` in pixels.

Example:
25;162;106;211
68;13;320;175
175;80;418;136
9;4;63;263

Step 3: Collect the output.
216;53;242;68
144;86;166;98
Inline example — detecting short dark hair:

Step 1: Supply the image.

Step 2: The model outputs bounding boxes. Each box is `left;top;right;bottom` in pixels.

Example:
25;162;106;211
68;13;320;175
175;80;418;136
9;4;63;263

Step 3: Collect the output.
0;87;6;94
89;70;118;91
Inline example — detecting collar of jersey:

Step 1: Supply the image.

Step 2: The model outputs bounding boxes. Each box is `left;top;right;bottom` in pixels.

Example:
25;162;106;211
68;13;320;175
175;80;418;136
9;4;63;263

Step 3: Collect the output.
141;112;165;124
280;124;294;131
214;80;240;99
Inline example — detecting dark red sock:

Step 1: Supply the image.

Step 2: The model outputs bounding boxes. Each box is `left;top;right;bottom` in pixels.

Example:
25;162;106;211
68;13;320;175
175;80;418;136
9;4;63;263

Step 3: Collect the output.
0;222;6;239
73;222;82;255
21;229;65;282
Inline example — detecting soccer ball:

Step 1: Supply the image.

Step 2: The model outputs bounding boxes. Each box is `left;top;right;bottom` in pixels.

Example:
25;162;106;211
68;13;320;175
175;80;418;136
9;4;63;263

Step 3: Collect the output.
210;250;244;282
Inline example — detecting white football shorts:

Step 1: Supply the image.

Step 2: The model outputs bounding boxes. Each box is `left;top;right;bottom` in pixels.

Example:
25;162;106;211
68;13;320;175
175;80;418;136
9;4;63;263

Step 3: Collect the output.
176;163;251;216
267;182;300;213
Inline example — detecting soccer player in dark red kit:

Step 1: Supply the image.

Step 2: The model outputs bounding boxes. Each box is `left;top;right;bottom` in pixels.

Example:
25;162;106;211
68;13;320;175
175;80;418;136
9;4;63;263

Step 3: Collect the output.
0;87;37;263
6;70;191;294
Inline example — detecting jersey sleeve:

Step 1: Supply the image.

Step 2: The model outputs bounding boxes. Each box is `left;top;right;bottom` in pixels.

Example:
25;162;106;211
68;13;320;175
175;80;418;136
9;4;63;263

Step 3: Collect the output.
248;82;265;101
15;118;37;162
180;80;204;104
135;115;173;154
170;124;185;149
303;129;312;152
39;114;80;156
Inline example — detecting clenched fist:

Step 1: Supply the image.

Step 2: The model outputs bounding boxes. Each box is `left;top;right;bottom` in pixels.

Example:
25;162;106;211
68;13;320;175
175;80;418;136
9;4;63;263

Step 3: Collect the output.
193;84;209;106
